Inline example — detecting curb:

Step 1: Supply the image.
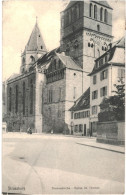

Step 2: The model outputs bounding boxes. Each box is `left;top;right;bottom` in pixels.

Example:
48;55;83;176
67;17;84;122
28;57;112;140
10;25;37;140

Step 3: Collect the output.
76;142;125;154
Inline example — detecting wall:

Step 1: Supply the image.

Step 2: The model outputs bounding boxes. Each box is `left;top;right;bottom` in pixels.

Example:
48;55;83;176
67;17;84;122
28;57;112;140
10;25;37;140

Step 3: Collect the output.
7;71;36;132
90;66;110;123
71;109;90;136
65;68;83;131
97;121;125;145
42;77;66;133
35;69;45;133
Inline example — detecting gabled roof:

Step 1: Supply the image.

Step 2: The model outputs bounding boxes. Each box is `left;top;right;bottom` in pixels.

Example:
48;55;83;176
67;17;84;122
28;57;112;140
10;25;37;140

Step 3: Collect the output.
37;47;60;67
37;48;82;71
92;1;112;9
24;22;47;52
56;53;82;71
69;88;90;111
88;37;125;76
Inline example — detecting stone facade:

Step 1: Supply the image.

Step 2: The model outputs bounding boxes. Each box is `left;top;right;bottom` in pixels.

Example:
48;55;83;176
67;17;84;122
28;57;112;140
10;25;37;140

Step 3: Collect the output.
6;1;119;135
60;1;113;91
42;53;83;133
6;22;47;132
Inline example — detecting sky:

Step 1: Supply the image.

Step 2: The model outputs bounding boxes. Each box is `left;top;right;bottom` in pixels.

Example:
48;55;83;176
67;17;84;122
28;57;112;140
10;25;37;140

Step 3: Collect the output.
2;0;125;81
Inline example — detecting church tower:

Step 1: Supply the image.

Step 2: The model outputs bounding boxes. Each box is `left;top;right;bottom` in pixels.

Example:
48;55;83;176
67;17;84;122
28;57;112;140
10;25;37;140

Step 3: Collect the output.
20;20;47;73
60;0;113;91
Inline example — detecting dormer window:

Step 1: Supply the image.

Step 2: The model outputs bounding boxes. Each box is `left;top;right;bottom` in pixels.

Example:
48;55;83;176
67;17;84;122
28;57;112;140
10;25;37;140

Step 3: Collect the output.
41;46;43;49
99;58;103;66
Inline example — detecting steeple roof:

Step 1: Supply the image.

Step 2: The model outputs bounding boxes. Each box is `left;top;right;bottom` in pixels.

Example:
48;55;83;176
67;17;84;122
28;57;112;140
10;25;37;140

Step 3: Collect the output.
25;21;47;52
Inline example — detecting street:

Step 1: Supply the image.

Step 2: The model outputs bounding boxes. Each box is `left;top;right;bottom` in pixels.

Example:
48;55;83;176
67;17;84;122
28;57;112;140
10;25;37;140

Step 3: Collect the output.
2;133;124;194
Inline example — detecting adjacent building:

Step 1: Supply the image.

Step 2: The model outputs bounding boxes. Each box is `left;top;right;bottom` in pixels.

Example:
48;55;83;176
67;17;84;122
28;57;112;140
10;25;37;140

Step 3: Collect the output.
88;37;125;135
69;88;90;136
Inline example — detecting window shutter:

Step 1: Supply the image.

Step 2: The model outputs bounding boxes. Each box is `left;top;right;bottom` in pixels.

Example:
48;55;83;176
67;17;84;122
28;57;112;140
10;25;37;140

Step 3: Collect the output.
100;88;103;97
92;92;94;100
105;86;107;96
105;69;108;79
96;90;98;98
100;72;102;80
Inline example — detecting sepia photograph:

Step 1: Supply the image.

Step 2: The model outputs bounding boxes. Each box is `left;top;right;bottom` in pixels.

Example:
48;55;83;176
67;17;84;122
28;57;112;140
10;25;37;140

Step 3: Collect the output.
2;0;125;194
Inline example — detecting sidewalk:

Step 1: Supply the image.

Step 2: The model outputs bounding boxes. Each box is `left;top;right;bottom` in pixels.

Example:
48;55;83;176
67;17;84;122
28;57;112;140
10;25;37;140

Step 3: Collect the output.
75;137;125;154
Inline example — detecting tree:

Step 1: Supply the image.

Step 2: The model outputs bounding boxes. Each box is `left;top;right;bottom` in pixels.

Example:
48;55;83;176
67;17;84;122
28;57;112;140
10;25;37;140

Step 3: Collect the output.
98;79;125;122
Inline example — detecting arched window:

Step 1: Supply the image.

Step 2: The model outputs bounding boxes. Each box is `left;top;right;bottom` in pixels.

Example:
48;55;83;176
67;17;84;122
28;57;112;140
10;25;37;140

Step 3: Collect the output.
69;10;72;23
104;9;108;23
72;7;75;22
66;11;69;25
22;57;25;65
9;87;12;112
23;82;25;115
77;3;80;19
15;85;18;113
97;24;100;32
53;59;56;70
97;49;100;58
94;5;97;19
89;3;92;17
58;60;62;69
30;56;35;63
30;80;33;114
100;7;103;21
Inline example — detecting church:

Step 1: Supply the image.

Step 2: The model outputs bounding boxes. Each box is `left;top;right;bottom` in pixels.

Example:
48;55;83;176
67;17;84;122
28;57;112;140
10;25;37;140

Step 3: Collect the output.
6;0;114;134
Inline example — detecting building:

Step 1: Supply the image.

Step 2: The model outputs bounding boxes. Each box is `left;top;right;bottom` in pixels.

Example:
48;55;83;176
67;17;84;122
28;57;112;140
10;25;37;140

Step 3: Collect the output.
2;81;7;121
6;0;116;134
35;49;83;133
69;88;90;136
88;36;125;135
6;21;47;132
60;0;113;92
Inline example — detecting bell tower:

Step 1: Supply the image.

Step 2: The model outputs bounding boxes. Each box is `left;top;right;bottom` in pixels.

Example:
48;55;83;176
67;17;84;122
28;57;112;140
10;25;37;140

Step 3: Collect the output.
60;0;113;91
20;19;47;73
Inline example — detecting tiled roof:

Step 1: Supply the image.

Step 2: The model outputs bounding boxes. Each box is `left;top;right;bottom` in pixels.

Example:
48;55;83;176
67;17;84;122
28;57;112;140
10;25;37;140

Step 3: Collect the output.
37;47;60;67
92;1;112;9
37;48;82;71
88;37;125;76
69;88;90;111
56;53;82;71
24;22;47;52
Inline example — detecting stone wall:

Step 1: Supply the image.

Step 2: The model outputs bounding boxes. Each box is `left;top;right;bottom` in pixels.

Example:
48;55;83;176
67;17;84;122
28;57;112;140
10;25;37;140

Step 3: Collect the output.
97;121;125;145
6;71;36;132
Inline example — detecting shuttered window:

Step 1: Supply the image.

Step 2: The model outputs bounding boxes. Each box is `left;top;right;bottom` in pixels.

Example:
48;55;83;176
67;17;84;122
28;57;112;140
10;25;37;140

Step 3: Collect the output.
100;86;107;97
92;106;97;115
92;90;98;100
93;75;97;84
100;69;108;80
